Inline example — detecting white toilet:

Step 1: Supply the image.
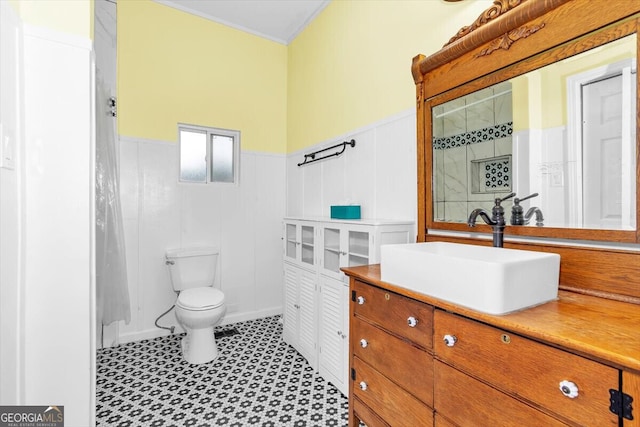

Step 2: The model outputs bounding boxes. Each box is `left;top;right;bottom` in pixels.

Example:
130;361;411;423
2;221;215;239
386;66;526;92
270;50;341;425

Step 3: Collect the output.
165;247;226;364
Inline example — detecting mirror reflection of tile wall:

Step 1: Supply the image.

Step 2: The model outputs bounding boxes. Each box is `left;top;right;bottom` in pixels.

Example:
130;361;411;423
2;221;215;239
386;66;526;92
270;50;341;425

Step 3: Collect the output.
433;82;513;223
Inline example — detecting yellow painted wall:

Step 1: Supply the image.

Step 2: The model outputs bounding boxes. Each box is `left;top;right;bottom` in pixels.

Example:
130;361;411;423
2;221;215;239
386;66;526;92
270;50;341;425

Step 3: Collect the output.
512;34;636;131
287;0;493;152
14;0;92;38
117;0;288;153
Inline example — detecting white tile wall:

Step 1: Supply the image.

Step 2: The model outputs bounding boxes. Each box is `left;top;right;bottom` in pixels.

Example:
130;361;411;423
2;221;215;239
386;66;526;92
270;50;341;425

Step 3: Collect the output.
118;138;286;343
286;109;417;225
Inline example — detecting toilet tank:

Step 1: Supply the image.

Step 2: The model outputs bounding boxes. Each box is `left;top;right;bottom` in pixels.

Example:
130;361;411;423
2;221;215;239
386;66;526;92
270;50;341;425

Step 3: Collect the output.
165;247;219;291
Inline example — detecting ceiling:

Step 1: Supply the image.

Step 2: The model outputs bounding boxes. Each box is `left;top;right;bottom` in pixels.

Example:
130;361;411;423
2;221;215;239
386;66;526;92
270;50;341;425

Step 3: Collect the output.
155;0;331;45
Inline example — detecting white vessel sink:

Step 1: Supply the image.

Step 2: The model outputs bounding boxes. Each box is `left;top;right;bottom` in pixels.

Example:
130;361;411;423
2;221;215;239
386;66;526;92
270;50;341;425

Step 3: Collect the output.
380;242;560;315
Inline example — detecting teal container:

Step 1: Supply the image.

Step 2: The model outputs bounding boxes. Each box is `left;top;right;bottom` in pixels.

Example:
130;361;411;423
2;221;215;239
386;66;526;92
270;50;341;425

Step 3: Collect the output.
330;205;361;219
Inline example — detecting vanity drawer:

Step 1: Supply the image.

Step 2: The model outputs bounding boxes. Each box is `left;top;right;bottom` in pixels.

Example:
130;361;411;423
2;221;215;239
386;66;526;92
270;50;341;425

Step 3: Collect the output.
434;414;458;427
352;316;434;405
353;280;433;349
353;397;390;427
353;356;434;427
434;310;619;427
435;361;569;427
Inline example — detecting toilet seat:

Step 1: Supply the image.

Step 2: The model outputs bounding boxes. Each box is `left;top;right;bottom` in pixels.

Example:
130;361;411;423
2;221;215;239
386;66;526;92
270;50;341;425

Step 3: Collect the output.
177;288;225;311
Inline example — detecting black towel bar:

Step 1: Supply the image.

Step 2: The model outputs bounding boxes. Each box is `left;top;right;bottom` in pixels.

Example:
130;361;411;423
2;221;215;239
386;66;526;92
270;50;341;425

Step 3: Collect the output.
297;139;356;166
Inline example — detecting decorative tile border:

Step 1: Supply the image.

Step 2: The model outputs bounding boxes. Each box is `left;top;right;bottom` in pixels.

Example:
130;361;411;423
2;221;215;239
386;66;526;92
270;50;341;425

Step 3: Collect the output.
433;122;513;150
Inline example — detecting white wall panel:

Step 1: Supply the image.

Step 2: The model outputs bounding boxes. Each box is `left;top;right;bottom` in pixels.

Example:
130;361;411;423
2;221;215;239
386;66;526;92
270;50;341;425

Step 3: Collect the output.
344;128;376;219
180;184;223;248
118;139;141;337
286;154;304;216
253;153;286;313
302;157;323;216
374;113;417;220
219;152;257;316
320;148;347;213
137;141;182;336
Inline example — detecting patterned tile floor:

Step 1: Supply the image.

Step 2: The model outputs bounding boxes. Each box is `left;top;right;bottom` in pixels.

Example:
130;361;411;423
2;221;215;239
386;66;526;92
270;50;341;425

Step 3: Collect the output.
96;316;349;427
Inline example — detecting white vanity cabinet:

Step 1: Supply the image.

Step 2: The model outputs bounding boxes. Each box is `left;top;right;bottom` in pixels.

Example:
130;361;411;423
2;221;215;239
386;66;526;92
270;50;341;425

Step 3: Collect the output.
282;217;414;396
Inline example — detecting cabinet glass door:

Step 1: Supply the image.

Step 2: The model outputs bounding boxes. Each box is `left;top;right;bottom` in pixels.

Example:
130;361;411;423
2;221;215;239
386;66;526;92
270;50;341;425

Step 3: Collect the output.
323;227;342;274
301;225;315;266
285;223;297;260
348;230;370;266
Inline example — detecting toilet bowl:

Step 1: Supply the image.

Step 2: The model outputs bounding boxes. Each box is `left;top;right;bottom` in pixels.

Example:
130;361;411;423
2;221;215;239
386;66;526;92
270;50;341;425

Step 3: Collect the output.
165;247;226;364
175;287;226;364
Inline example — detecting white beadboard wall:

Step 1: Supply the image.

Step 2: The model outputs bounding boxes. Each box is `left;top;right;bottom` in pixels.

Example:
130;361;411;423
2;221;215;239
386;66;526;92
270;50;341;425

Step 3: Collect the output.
118;138;286;343
286;109;417;225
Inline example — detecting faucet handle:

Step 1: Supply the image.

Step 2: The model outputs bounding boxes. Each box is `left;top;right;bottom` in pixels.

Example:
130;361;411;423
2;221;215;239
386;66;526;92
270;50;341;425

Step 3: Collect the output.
497;192;516;204
514;192;538;204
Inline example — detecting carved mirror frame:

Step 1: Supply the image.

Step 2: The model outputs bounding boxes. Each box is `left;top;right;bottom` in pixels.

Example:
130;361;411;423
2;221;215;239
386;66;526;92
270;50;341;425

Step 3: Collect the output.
412;0;640;303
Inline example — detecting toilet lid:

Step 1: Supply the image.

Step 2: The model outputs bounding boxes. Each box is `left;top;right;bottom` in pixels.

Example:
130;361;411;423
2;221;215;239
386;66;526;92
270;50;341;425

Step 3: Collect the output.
177;288;225;311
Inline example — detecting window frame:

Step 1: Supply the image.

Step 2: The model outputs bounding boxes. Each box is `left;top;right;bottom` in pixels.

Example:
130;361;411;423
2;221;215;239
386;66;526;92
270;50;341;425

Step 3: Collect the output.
178;123;241;185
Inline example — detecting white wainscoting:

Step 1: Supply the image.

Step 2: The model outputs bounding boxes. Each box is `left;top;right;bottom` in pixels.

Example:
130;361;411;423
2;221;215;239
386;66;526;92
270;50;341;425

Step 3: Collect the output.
117;137;286;344
286;108;417;227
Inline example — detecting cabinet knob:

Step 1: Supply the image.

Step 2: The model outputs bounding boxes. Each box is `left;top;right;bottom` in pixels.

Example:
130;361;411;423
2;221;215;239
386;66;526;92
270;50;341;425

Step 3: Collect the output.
360;339;368;348
339;251;347;256
559;380;579;398
357;296;366;305
407;316;418;327
443;334;457;347
359;381;368;391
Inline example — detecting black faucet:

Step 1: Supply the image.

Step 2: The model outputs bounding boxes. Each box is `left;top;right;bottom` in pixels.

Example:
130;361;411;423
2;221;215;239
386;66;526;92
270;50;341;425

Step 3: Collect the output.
510;193;544;226
467;192;515;248
524;207;544;226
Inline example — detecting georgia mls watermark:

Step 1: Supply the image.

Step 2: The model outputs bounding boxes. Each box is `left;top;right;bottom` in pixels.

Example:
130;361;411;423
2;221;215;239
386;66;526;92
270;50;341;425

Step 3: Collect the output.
0;406;64;427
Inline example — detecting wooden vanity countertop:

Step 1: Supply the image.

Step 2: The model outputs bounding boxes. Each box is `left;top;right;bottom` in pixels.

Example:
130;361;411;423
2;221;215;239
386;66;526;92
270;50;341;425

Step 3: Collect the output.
342;264;640;373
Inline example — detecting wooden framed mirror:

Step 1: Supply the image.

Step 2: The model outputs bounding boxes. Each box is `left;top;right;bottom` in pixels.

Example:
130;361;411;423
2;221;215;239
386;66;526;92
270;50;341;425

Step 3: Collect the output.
412;0;640;302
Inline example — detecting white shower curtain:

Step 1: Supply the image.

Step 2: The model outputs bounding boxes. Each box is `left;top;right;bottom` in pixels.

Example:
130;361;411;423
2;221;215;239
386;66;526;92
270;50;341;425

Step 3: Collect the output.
96;71;131;326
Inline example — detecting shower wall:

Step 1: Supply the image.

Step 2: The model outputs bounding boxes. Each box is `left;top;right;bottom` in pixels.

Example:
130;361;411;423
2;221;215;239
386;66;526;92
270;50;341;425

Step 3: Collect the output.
432;83;513;223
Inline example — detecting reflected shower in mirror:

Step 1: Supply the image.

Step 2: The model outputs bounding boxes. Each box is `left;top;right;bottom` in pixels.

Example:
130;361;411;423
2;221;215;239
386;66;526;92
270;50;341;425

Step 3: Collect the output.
432;34;637;230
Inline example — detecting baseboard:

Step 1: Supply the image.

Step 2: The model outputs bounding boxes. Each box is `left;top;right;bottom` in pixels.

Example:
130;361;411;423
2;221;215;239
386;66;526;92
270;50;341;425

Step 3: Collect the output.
115;306;283;345
219;306;283;326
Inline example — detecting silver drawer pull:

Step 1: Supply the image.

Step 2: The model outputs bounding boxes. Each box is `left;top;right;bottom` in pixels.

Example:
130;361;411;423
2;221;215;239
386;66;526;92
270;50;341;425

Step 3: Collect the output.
559;380;579;398
359;381;368;391
443;334;457;347
407;316;418;327
357;296;365;305
360;339;368;348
